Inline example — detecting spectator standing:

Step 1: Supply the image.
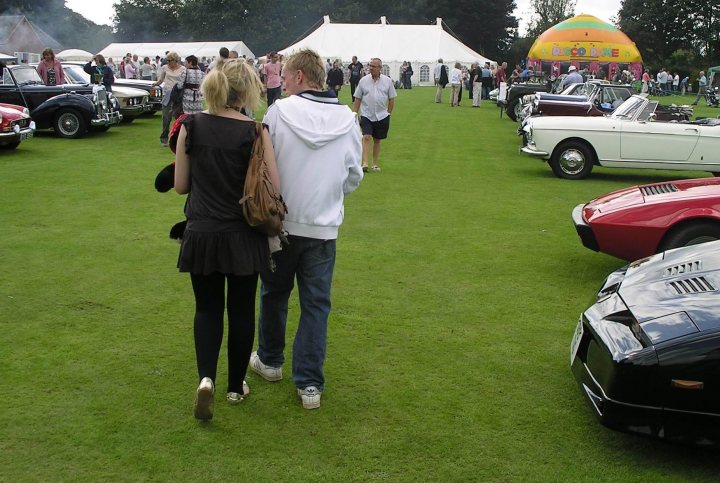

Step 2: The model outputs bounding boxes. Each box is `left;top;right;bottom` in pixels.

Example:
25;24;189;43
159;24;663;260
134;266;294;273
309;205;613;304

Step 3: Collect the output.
107;57;117;76
174;59;278;420
326;61;344;96
681;75;689;95
124;57;136;80
251;48;362;411
434;58;448;103
353;57;396;172
262;52;282;107
178;55;205;114
37;48;64;86
83;54;114;92
139;57;154;80
692;71;707;105
470;62;482;107
496;61;507;86
348;56;363;97
481;62;492;100
131;54;141;79
673;72;680;92
403;61;413;89
208;47;229;72
449;62;462;107
641;70;650;93
560;65;583;90
154;51;186;146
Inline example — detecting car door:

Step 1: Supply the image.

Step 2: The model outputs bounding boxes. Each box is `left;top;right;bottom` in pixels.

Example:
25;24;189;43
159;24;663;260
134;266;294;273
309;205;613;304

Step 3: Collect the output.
687;124;720;169
620;101;700;164
0;68;27;107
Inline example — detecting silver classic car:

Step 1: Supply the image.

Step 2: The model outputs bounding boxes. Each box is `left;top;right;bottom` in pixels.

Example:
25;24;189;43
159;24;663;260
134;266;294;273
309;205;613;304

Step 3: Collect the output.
520;95;703;179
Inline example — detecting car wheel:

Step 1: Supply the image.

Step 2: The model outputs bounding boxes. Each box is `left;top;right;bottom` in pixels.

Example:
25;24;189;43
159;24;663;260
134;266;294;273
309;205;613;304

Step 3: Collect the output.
506;98;520;121
0;141;20;150
121;116;135;124
712;172;720;177
549;141;594;180
659;222;720;252
54;109;86;138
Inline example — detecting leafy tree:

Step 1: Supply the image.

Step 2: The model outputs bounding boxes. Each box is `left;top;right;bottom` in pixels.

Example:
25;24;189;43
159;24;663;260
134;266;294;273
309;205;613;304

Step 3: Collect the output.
113;0;181;41
525;0;576;39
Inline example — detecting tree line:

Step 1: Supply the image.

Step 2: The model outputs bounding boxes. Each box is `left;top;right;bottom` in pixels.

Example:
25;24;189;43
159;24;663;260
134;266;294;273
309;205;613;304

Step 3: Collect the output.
2;0;718;72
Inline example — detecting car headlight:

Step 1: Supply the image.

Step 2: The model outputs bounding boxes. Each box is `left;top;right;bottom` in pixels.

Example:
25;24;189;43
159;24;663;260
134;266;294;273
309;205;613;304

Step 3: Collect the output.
22;108;29;116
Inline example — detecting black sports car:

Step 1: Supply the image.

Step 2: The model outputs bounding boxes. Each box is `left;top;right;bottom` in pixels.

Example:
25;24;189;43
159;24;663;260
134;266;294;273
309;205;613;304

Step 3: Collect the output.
571;240;720;446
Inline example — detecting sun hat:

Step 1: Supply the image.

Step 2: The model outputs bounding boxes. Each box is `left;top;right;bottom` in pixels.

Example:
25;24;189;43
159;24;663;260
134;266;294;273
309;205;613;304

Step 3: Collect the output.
568;65;577;72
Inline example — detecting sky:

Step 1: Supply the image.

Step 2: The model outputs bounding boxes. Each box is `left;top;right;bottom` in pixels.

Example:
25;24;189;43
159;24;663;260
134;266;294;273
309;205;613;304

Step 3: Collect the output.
65;0;624;34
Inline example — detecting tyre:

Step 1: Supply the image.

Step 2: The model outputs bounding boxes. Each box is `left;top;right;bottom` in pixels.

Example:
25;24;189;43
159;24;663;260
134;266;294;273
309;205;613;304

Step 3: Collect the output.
659;221;720;252
549;140;595;180
54;109;86;138
506;98;520;121
712;172;720;177
0;141;20;150
121;116;135;124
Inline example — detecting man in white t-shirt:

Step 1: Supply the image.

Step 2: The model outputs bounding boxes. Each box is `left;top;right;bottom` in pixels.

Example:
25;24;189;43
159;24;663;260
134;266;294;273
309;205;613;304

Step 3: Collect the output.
352;57;397;172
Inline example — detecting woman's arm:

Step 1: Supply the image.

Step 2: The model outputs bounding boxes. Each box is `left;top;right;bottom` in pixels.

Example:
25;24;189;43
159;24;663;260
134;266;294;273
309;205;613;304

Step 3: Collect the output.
261;127;280;189
174;126;190;194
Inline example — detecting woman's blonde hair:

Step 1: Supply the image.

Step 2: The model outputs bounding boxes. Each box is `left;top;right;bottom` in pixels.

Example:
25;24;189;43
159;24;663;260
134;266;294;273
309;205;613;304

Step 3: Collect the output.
166;51;181;63
202;59;262;114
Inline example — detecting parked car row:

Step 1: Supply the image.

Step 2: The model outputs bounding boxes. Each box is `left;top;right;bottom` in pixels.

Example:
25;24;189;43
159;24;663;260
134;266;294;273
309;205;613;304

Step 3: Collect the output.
0;62;164;148
507;80;720;445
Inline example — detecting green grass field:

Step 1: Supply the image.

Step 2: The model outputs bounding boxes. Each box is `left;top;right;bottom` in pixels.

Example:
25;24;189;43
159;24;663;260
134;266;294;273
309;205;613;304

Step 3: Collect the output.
2;88;720;481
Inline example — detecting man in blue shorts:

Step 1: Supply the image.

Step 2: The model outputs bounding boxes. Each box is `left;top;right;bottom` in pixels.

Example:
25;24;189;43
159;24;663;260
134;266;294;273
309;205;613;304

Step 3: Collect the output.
352;58;396;172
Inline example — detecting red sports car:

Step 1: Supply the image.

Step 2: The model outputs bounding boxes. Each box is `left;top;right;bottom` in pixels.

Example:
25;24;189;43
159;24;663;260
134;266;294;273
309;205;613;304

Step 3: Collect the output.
0;102;34;149
572;178;720;261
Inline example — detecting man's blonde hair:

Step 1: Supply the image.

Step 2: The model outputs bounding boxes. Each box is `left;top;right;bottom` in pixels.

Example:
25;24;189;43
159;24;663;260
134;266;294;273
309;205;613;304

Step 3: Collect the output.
283;49;325;90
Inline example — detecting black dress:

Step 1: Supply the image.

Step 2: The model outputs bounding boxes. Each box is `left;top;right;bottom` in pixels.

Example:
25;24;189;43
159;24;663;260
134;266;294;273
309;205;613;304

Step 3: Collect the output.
177;114;269;275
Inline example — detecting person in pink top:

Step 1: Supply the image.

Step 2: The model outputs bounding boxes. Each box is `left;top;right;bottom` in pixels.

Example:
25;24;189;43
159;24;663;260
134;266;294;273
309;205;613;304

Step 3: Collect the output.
36;48;65;86
124;57;136;80
262;52;283;106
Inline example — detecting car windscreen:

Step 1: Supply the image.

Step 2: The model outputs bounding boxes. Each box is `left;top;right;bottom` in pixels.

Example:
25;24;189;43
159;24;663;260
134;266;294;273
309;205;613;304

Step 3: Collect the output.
611;97;645;120
64;65;90;84
11;67;43;85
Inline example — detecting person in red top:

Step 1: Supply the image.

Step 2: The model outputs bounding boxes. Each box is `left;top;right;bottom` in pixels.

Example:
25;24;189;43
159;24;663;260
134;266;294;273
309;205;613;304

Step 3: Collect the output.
262;52;283;106
496;61;507;85
641;70;651;93
36;48;65;86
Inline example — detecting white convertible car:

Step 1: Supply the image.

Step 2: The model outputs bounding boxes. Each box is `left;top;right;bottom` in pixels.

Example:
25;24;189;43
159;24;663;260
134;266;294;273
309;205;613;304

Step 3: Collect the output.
519;95;719;179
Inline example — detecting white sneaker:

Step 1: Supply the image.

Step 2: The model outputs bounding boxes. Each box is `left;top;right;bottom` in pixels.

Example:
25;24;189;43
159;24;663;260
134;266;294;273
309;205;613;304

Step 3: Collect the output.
297;386;322;410
227;380;250;404
250;351;282;381
194;377;214;420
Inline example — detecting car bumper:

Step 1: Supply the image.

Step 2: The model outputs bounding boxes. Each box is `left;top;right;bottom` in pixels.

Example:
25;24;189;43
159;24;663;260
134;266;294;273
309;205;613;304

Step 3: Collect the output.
520;145;549;157
91;111;122;127
0;124;34;143
120;105;146;117
571;204;599;252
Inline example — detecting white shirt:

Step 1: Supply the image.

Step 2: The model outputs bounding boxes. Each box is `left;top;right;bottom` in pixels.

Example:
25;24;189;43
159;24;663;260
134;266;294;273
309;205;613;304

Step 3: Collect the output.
434;63;444;80
673;74;680;86
450;67;462;85
354;74;397;122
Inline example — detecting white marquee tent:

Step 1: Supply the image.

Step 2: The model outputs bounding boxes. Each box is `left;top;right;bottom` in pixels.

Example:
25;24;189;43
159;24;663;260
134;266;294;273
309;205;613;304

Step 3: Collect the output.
279;16;494;86
97;41;254;61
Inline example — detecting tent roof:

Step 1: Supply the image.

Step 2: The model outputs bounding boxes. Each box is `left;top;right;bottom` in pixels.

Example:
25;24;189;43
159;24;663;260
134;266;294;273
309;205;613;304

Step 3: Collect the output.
279;16;493;65
57;49;94;61
528;14;642;64
97;41;254;60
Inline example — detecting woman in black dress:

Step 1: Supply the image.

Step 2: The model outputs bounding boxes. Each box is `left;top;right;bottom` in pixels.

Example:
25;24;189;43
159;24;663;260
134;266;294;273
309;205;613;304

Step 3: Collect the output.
174;59;280;420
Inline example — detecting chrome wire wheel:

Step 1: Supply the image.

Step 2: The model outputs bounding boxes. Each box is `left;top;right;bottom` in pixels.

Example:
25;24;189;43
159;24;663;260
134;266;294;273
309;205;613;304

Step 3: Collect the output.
54;110;85;138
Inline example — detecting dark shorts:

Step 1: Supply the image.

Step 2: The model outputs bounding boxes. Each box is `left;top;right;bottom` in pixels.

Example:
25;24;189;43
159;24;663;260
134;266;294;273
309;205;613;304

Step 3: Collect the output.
360;115;390;140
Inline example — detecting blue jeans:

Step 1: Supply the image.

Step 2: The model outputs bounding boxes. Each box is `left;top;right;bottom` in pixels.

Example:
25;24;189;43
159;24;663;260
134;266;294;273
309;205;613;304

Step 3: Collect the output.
258;236;336;391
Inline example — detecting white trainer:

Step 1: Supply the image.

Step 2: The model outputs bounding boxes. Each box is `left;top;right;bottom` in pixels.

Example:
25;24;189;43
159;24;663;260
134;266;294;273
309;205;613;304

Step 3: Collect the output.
297;386;322;410
250;351;282;382
194;377;214;420
227;380;250;404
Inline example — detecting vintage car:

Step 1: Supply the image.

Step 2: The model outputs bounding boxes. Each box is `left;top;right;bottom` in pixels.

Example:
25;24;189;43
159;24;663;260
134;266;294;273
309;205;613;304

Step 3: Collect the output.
0;102;34;149
63;62;163;115
61;63;151;122
518;82;635;122
503;80;554;121
520;95;703;180
572;178;720;261
571;240;720;446
0;64;120;138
